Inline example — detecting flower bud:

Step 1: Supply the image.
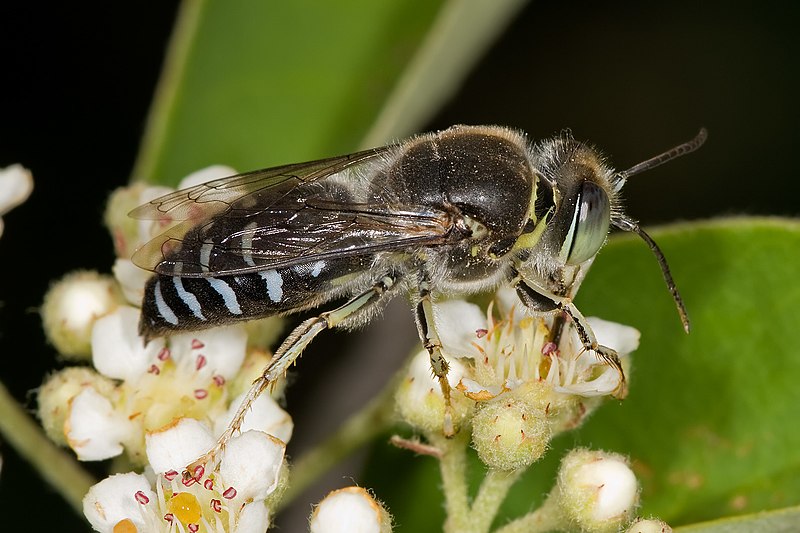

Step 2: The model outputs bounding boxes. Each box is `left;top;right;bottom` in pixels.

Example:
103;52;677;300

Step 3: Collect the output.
557;448;639;532
471;397;550;471
395;349;470;434
41;271;123;359
627;517;672;533
309;486;392;533
37;367;116;445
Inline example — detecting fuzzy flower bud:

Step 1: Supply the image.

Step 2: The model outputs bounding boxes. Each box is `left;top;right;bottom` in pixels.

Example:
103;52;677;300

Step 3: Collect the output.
41;271;123;359
394;348;471;434
37;367;117;445
627;518;673;533
557;448;639;532
471;392;551;471
309;487;392;533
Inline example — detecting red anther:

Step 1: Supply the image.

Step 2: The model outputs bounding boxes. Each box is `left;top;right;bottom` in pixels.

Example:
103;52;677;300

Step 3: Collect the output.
542;342;558;356
212;375;226;387
164;470;179;481
476;328;488;338
194;389;208;400
195;354;207;370
204;478;214;490
157;347;171;361
210;499;222;513
188;524;199;532
222;487;237;499
164;513;175;523
134;490;150;505
191;339;204;350
148;364;160;375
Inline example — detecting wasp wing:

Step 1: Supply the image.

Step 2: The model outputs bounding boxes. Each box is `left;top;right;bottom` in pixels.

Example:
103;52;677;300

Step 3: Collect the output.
132;147;390;272
132;147;462;277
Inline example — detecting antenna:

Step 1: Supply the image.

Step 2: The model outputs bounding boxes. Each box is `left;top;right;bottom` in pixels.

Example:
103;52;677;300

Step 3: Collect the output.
612;215;691;333
615;128;708;187
610;127;708;333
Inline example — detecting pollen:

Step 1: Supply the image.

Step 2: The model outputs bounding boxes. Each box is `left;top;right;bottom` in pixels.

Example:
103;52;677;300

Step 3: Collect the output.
112;519;138;533
168;491;202;524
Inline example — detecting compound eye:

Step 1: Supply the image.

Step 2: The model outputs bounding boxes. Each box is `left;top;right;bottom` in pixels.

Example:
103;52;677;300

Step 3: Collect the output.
563;181;611;265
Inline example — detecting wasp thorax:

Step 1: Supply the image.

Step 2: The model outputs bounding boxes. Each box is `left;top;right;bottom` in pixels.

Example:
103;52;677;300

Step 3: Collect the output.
387;125;534;245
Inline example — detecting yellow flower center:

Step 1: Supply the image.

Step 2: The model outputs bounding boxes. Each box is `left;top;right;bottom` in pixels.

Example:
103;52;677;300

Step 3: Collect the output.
168;491;202;524
112;519;138;533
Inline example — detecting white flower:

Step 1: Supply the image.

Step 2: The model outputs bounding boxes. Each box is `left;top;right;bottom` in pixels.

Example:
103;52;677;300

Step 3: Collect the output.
0;163;33;238
84;420;286;533
61;305;289;464
436;289;640;401
309;487;392;533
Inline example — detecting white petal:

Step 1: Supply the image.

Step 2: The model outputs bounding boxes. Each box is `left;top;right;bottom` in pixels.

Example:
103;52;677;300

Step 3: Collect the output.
83;472;156;533
310;487;385;533
219;431;285;501
406;348;466;400
169;325;247;379
0;164;33;216
233;501;271;533
494;286;523;315
587;317;640;355
112;258;152;305
434;299;487;357
217;392;293;444
67;388;130;461
178;165;237;189
556;366;622;397
91;306;164;380
145;417;215;474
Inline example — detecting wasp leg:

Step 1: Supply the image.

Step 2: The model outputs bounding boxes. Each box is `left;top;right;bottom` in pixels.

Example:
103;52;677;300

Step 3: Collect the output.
514;278;627;399
185;273;399;478
413;277;457;437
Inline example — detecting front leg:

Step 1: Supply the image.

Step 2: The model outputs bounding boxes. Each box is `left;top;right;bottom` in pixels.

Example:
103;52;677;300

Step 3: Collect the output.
514;277;627;398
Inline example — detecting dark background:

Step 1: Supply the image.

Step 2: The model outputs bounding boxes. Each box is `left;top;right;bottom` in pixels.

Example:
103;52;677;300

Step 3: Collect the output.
0;2;797;531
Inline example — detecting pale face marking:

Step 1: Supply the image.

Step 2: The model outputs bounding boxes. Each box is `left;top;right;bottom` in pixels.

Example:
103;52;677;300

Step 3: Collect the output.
259;269;283;302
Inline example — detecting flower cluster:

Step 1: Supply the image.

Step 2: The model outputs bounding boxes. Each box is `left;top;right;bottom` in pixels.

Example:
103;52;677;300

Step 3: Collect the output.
396;288;640;470
38;167;403;532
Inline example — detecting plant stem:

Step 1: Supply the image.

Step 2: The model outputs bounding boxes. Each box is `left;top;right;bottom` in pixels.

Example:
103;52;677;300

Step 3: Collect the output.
430;431;471;532
468;468;522;532
0;380;96;513
494;485;564;533
278;376;398;509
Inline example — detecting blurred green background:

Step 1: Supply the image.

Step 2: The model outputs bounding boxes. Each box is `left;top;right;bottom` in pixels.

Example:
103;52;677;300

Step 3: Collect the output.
0;2;797;531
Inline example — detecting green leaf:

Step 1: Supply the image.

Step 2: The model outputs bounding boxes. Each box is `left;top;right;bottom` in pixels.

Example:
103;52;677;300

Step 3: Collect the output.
132;0;443;186
364;218;800;531
131;0;527;187
674;505;800;532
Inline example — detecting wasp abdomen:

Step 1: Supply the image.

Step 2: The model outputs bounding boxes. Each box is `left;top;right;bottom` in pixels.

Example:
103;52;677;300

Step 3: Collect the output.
139;257;365;338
